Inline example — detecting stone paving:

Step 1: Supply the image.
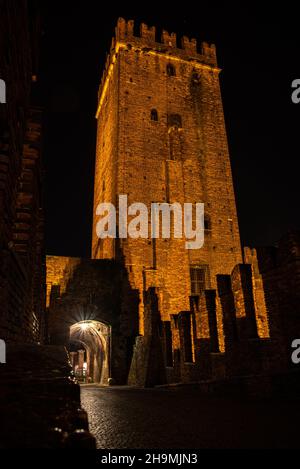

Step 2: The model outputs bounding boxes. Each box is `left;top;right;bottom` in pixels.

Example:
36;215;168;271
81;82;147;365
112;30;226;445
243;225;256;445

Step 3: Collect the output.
81;385;300;449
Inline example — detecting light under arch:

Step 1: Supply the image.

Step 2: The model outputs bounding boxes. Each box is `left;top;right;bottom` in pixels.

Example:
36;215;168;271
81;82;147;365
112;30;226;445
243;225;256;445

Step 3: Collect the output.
69;320;111;385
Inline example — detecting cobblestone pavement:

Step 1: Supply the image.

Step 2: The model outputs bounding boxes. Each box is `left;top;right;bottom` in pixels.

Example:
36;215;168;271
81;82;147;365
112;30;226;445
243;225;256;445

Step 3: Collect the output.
80;385;300;449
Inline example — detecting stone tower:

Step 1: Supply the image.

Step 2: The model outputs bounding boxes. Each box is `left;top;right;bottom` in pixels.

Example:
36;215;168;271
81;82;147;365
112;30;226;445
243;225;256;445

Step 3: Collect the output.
92;18;242;334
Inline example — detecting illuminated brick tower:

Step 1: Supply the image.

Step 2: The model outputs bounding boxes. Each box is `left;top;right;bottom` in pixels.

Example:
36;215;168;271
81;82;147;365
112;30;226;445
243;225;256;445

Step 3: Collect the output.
92;18;242;334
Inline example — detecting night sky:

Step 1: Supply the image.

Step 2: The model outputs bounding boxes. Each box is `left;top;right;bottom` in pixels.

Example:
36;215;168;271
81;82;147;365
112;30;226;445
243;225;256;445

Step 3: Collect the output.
37;1;300;258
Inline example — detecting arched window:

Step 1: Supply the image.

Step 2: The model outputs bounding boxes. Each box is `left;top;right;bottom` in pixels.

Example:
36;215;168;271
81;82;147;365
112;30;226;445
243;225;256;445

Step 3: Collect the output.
150;109;158;121
167;63;176;77
168;113;182;128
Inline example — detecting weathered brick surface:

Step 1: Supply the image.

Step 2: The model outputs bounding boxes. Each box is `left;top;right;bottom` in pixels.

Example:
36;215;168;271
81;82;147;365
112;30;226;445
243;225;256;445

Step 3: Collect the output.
92;18;242;337
0;1;45;343
244;231;300;369
231;264;258;340
46;256;81;307
88;19;300;388
128;287;166;387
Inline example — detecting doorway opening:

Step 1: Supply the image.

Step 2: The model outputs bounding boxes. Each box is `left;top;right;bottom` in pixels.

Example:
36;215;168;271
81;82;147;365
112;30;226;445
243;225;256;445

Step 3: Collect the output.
69;320;111;385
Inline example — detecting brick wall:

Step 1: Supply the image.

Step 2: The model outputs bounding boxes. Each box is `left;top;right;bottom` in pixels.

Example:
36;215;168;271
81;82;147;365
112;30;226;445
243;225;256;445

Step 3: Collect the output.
0;1;45;343
244;231;300;369
92;18;242;337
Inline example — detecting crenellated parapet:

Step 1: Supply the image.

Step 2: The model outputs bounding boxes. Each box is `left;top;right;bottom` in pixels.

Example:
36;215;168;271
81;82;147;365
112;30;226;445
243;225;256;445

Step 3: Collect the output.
97;18;218;118
140;22;156;44
115;17;134;40
161;29;177;48
114;17;217;64
181;36;197;55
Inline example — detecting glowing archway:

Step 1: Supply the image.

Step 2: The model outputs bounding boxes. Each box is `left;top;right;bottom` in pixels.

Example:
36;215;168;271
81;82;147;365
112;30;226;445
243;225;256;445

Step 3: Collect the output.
69;320;111;385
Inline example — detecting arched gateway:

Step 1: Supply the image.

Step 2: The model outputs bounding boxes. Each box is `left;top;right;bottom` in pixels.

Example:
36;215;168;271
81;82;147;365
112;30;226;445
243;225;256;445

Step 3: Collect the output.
46;257;140;385
69;320;111;385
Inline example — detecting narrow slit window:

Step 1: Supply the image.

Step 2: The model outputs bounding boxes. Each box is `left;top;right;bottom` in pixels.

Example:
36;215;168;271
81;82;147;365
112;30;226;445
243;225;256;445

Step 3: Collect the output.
151;109;158;121
167;63;176;77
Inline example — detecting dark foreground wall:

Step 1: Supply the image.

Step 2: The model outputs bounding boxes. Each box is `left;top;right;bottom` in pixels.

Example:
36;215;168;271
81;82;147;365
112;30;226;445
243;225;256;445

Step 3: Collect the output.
0;1;45;343
0;344;95;448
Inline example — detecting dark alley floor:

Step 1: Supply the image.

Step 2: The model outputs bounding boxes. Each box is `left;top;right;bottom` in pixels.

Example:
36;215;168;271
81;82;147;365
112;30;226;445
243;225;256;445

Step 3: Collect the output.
80;385;300;449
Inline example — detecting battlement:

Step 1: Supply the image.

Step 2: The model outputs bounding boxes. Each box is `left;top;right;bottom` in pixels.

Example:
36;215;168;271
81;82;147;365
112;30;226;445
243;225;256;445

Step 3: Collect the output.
115;17;217;64
140;22;156;43
97;17;218;114
96;18;218;118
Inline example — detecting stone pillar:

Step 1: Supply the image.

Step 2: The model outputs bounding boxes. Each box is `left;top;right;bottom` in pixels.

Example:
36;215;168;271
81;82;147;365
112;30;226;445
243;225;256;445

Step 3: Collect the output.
231;264;258;340
161;321;173;367
178;312;194;363
195;290;219;353
78;350;85;369
69;351;77;370
244;247;270;338
128;288;166;387
217;274;238;351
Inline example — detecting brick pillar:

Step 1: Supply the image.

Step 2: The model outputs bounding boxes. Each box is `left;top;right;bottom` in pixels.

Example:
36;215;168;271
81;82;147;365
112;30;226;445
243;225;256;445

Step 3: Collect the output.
195;290;219;353
178;312;194;363
217;274;238;350
244;247;270;338
231;264;258;340
128;288;166;387
161;321;173;367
